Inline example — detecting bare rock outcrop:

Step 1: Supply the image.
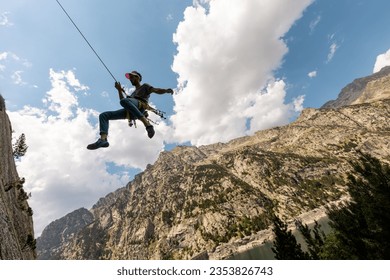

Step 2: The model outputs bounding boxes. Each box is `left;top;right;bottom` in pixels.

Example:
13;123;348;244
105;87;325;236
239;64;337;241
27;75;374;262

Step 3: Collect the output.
0;95;36;259
322;66;390;109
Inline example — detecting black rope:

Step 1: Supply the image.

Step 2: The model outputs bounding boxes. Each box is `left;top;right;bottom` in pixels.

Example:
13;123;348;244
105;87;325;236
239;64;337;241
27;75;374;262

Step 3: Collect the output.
55;0;117;82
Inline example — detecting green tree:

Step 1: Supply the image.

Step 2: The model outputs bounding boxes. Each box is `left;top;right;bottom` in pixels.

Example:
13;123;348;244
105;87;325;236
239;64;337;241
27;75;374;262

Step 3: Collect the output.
271;154;390;260
324;153;390;259
13;133;28;159
271;215;309;259
295;219;326;259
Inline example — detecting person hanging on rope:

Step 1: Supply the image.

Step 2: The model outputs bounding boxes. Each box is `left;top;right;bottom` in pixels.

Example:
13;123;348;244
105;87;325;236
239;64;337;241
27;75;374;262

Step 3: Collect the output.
87;70;173;150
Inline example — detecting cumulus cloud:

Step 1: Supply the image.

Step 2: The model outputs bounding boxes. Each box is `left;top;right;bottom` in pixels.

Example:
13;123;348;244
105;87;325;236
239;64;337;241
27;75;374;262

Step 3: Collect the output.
8;69;165;235
373;48;390;73
170;0;312;146
243;80;304;134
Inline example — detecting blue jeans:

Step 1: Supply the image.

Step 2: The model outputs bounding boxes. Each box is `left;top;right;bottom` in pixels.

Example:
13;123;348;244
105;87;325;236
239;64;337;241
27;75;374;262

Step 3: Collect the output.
99;98;144;135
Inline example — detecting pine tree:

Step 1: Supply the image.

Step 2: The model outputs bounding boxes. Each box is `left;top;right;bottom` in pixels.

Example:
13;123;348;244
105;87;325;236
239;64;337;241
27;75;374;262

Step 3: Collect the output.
324;153;390;259
295;219;326;259
271;215;309;259
13;133;28;159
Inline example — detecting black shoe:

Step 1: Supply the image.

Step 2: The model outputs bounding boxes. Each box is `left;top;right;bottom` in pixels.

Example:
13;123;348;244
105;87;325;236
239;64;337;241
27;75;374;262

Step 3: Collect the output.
87;139;109;150
146;125;155;139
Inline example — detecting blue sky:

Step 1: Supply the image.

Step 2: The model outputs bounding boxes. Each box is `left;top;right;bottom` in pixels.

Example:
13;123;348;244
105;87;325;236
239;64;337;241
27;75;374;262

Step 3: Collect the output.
2;0;390;236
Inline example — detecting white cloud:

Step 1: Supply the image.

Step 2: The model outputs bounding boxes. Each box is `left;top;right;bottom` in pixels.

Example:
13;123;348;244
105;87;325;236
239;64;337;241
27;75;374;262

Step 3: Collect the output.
11;70;25;85
170;0;312;146
0;51;25;63
8;69;165;236
0;52;8;60
328;33;335;41
0;51;32;85
373;48;390;73
42;69;81;119
293;95;305;112
0;52;8;71
309;15;321;33
0;12;13;27
308;70;317;78
166;14;173;21
243;80;303;134
327;42;338;63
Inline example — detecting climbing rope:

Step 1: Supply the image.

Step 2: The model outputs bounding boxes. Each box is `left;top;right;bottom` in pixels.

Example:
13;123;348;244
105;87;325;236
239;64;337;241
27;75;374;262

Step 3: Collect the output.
55;0;117;82
56;0;167;121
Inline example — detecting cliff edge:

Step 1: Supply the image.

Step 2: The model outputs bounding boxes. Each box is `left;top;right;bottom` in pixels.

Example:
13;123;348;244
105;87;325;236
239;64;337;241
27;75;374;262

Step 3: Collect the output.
0;95;36;259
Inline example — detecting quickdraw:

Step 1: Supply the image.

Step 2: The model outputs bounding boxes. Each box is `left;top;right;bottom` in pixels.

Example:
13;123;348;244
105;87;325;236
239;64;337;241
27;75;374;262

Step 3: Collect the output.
141;101;166;120
126;99;166;128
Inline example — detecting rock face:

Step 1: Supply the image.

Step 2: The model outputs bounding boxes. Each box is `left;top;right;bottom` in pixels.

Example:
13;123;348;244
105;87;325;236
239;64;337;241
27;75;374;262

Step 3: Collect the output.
0;95;36;260
37;69;390;260
322;66;390;108
36;208;94;259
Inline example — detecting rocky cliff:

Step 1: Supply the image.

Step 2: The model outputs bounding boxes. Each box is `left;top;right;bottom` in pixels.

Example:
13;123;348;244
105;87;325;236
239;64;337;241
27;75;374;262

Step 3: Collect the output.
37;69;390;260
0;95;36;259
322;66;390;108
36;208;94;259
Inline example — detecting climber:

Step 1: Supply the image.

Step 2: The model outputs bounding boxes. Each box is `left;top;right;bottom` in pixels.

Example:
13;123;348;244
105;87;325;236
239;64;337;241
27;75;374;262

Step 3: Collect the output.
87;71;173;150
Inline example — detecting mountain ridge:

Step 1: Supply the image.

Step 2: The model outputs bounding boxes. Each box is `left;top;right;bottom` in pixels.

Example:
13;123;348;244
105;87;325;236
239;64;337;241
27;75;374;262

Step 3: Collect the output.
322;66;390;109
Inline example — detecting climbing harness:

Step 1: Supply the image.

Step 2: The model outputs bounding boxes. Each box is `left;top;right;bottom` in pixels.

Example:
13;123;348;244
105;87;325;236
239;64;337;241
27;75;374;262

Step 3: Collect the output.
125;97;166;128
56;0;167;123
138;99;166;120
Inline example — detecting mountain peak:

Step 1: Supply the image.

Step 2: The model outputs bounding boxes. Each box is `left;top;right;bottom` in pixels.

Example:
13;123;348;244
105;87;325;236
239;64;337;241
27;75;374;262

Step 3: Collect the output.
322;65;390;109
